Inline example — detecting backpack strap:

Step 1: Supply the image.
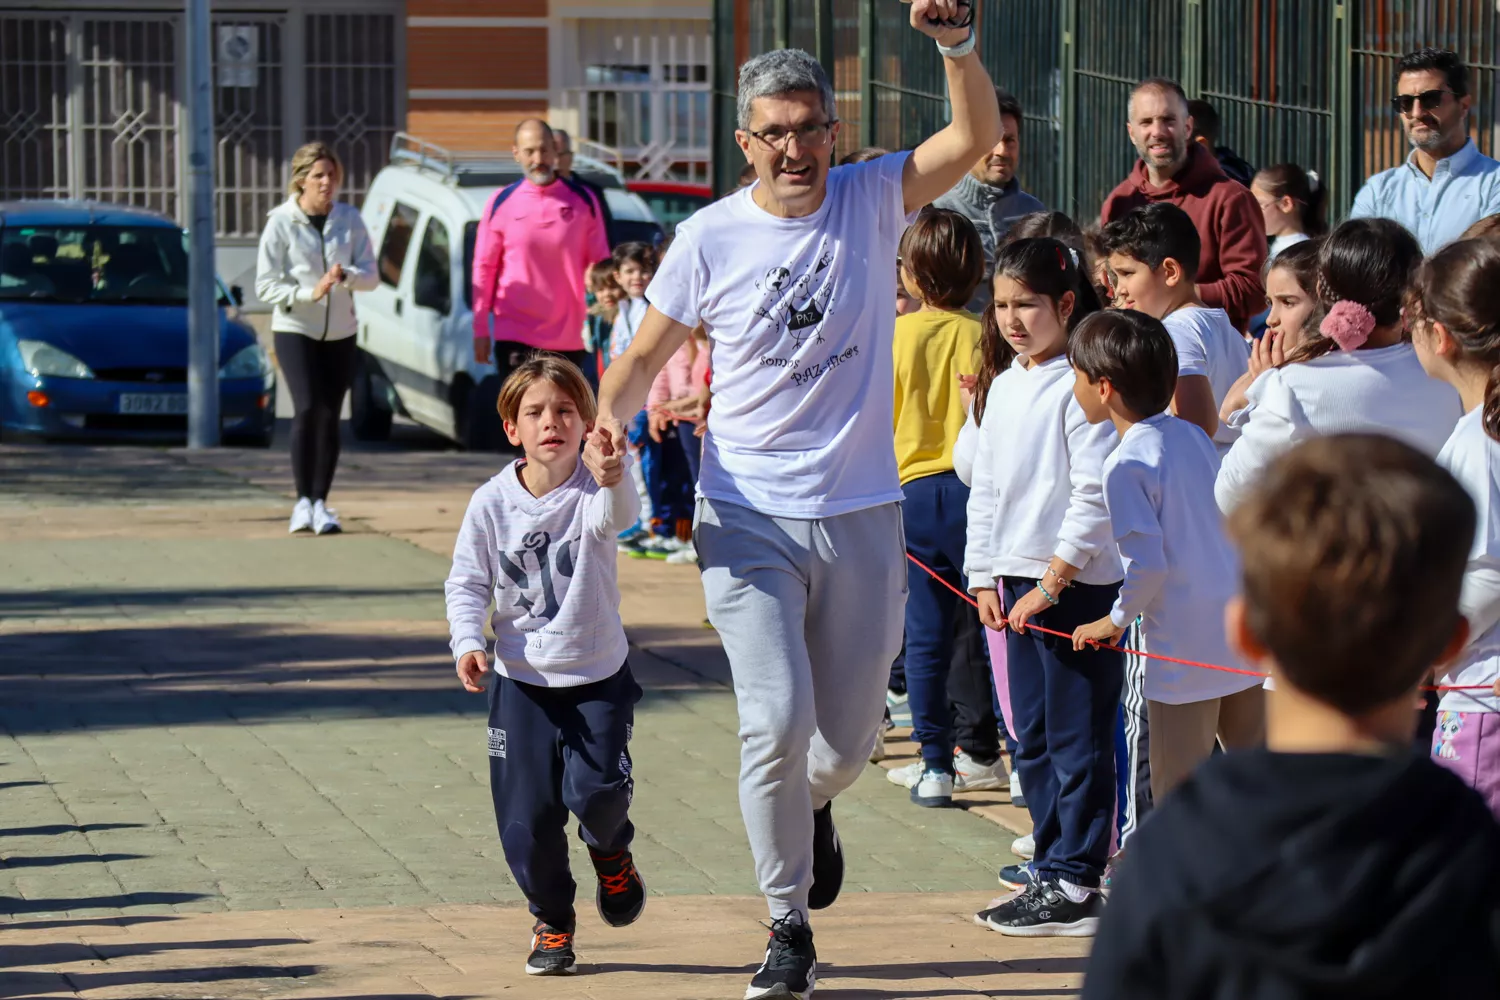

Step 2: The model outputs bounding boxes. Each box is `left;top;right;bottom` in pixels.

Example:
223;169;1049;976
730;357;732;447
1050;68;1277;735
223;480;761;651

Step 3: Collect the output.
484;180;526;224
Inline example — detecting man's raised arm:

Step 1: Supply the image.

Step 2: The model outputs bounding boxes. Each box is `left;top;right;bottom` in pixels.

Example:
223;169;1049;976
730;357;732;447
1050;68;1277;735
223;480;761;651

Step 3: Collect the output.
583;306;693;485
901;0;1003;215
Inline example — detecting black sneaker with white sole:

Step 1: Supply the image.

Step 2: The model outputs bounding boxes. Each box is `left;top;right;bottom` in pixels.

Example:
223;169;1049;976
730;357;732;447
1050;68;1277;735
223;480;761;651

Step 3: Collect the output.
983;880;1102;938
525;920;578;975
745;912;816;999
808;801;843;910
589;847;647;927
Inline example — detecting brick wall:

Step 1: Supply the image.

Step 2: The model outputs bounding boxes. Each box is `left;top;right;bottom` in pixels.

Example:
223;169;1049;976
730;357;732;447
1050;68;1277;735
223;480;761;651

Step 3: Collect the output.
407;102;547;153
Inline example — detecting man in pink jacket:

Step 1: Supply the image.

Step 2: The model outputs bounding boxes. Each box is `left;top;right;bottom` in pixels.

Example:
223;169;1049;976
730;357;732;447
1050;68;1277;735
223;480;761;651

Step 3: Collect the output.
472;119;611;384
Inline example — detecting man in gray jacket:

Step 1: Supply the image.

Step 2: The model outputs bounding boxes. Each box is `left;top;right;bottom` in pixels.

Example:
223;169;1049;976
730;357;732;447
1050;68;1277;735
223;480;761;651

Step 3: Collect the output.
933;89;1045;308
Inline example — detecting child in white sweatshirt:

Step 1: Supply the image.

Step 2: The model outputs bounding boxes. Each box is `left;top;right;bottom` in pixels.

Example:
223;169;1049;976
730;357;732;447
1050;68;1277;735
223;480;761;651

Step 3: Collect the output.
445;356;644;977
966;237;1121;938
1068;310;1264;802
1411;236;1500;819
1215;218;1462;514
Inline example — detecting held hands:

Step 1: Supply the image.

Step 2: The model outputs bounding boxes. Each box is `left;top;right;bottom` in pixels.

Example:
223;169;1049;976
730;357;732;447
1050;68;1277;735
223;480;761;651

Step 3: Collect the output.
975;589;1006;632
583;416;628;487
456;650;489;693
906;0;972;45
1072;615;1125;652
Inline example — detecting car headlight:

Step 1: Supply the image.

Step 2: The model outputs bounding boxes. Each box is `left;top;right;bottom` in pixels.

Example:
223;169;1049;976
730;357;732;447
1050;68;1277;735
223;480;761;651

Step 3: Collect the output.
219;344;272;379
17;340;95;379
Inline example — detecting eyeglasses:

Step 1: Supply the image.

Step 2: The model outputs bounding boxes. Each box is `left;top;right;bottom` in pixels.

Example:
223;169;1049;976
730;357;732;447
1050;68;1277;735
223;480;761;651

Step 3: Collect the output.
746;120;839;152
1392;89;1454;114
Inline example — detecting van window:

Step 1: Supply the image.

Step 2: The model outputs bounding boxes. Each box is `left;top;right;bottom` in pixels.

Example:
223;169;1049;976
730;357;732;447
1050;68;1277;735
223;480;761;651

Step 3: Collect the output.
413;216;452;315
377;201;420;287
463;222;477;311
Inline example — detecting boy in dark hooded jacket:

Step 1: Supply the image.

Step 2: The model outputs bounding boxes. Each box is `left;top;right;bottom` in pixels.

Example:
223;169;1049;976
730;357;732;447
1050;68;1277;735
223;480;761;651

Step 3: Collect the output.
1085;433;1500;1000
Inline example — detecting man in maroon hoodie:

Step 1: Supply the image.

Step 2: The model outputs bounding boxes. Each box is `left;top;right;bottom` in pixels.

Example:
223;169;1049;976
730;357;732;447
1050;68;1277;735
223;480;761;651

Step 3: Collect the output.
1101;78;1267;329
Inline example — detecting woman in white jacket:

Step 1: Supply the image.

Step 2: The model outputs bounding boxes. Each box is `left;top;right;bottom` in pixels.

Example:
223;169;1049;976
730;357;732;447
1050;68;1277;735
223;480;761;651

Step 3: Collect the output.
255;141;378;534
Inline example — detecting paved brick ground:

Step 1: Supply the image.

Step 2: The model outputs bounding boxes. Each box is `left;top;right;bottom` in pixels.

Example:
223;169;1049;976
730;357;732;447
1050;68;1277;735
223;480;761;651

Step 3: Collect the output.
0;442;1084;999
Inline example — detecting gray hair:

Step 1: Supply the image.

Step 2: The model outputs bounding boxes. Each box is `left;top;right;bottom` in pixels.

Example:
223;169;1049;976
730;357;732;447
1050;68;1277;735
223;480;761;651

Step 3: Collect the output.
736;49;836;130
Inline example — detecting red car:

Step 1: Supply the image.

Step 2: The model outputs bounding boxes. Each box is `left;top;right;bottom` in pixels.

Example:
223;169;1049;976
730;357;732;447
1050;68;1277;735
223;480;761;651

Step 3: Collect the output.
626;181;713;235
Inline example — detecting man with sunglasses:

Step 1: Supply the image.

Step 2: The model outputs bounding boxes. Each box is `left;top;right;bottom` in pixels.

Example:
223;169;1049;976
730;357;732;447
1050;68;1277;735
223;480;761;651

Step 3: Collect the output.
582;1;1000;996
1351;47;1500;254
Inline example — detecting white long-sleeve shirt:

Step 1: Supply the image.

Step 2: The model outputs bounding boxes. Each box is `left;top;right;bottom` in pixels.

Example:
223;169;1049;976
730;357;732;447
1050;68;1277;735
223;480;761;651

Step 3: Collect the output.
445;457;640;688
965;354;1122;590
953;409;979;486
1436;407;1500;713
1105;414;1260;704
1215;343;1462;514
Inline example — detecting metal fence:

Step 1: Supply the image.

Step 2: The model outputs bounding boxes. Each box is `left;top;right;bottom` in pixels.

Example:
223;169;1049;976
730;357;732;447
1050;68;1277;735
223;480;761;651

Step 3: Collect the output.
712;0;1500;223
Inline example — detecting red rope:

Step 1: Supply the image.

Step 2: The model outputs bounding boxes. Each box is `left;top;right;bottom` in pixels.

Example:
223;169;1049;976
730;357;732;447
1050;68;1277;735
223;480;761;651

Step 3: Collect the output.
905;552;1493;694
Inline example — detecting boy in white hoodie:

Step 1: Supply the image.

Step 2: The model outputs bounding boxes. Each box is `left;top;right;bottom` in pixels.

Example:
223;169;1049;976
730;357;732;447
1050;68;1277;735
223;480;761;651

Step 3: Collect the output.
445;356;645;977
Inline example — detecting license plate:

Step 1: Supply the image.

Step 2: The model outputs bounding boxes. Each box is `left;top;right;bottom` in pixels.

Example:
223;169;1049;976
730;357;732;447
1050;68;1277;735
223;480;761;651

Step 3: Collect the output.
118;393;188;415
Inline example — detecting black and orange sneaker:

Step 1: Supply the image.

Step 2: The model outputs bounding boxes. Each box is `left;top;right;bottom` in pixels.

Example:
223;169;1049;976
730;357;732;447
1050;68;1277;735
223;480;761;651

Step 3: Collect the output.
525;920;577;976
589;847;647;927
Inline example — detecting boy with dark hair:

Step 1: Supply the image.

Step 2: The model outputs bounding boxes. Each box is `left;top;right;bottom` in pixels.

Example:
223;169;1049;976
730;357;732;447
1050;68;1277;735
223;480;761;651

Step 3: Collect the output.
446;356;648;977
1069;310;1264;802
1102;203;1248;453
1083;433;1500;1000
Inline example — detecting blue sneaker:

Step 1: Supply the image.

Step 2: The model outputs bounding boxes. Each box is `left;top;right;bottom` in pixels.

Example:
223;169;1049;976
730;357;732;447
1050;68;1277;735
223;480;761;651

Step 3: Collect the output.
997;862;1037;891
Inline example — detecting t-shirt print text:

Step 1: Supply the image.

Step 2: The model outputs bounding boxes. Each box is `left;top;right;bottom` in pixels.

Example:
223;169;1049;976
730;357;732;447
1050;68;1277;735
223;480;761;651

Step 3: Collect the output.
751;237;846;389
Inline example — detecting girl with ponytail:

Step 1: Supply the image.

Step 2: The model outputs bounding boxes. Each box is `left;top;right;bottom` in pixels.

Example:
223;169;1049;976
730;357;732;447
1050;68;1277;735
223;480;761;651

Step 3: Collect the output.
1411;237;1500;817
1215;218;1462;513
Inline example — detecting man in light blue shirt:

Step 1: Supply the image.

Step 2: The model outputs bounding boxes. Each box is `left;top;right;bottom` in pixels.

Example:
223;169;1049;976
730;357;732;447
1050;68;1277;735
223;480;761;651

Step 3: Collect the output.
1351;47;1500;254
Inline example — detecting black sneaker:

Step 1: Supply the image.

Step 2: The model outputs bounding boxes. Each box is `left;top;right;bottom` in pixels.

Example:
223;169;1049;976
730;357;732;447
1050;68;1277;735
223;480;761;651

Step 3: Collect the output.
589;847;647;927
525;920;578;975
745;912;816;999
984;880;1102;938
808;801;843;910
973;879;1042;928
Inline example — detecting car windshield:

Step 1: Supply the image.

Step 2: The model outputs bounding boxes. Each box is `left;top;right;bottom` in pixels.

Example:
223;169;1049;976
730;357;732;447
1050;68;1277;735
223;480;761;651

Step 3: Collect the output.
0;224;189;304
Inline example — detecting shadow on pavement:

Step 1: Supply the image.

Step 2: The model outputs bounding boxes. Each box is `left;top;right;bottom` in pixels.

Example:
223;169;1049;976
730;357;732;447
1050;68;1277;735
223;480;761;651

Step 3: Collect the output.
0;914;177;931
0;964;319;999
0;584;438;616
0;824;145;837
0;853;146;868
1;938;303;967
0;622;724;735
0;891;208;915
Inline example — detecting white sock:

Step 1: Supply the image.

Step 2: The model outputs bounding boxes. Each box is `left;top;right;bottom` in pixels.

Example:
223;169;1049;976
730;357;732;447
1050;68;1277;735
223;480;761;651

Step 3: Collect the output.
1057;879;1093;903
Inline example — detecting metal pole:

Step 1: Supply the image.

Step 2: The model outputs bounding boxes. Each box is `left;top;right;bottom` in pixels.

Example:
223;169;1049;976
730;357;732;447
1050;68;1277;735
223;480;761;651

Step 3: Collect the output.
186;0;219;448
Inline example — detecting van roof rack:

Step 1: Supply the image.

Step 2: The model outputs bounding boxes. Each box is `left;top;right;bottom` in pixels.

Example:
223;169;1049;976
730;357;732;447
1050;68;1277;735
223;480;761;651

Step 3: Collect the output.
388;132;626;188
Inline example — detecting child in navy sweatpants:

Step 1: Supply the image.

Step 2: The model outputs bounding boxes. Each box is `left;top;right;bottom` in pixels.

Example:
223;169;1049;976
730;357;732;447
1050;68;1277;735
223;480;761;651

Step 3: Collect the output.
445;356;646;977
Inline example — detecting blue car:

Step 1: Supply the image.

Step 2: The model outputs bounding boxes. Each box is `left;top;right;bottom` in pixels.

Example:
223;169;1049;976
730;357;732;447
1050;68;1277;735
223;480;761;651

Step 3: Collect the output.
0;200;276;445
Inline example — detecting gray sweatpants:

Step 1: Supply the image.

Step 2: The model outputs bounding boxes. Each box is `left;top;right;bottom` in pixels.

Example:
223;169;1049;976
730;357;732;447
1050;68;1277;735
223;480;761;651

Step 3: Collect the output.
695;496;907;919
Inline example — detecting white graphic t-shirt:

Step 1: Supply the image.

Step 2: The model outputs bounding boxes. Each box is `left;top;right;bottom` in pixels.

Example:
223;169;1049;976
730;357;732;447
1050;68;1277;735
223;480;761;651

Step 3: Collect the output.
647;153;912;518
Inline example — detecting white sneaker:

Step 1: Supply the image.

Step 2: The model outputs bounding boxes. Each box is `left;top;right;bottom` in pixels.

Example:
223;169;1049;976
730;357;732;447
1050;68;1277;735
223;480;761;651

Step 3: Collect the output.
312;500;342;535
1010;769;1027;809
954;750;1006;792
1011;833;1035;860
665;543;698;565
288;497;314;534
886;760;923;788
909;767;954;808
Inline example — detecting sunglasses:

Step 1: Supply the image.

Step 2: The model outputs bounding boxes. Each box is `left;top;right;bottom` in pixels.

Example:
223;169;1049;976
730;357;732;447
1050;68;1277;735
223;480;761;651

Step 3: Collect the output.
1391;89;1454;114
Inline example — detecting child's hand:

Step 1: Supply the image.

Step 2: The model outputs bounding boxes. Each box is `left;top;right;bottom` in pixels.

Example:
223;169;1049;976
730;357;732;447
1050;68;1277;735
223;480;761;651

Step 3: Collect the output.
975;589;1005;631
648;408;674;442
456;650;489;693
1007;586;1053;635
1072;615;1125;652
956;373;977;412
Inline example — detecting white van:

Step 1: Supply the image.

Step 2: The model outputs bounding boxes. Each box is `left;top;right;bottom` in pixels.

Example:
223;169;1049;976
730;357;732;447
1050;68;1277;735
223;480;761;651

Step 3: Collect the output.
351;133;663;447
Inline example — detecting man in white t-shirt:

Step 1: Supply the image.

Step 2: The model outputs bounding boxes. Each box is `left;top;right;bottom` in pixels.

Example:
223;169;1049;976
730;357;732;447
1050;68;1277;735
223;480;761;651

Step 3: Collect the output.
581;3;1000;996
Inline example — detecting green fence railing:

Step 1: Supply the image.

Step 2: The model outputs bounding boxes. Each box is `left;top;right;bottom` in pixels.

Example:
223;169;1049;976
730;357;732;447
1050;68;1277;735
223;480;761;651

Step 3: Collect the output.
711;0;1500;223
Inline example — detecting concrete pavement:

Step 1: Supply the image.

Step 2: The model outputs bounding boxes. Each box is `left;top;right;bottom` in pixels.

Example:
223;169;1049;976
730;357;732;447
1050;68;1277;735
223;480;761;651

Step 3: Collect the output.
0;438;1086;999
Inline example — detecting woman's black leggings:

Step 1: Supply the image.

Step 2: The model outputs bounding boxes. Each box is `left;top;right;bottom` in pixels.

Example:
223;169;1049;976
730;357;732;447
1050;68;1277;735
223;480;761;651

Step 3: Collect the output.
274;333;357;502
